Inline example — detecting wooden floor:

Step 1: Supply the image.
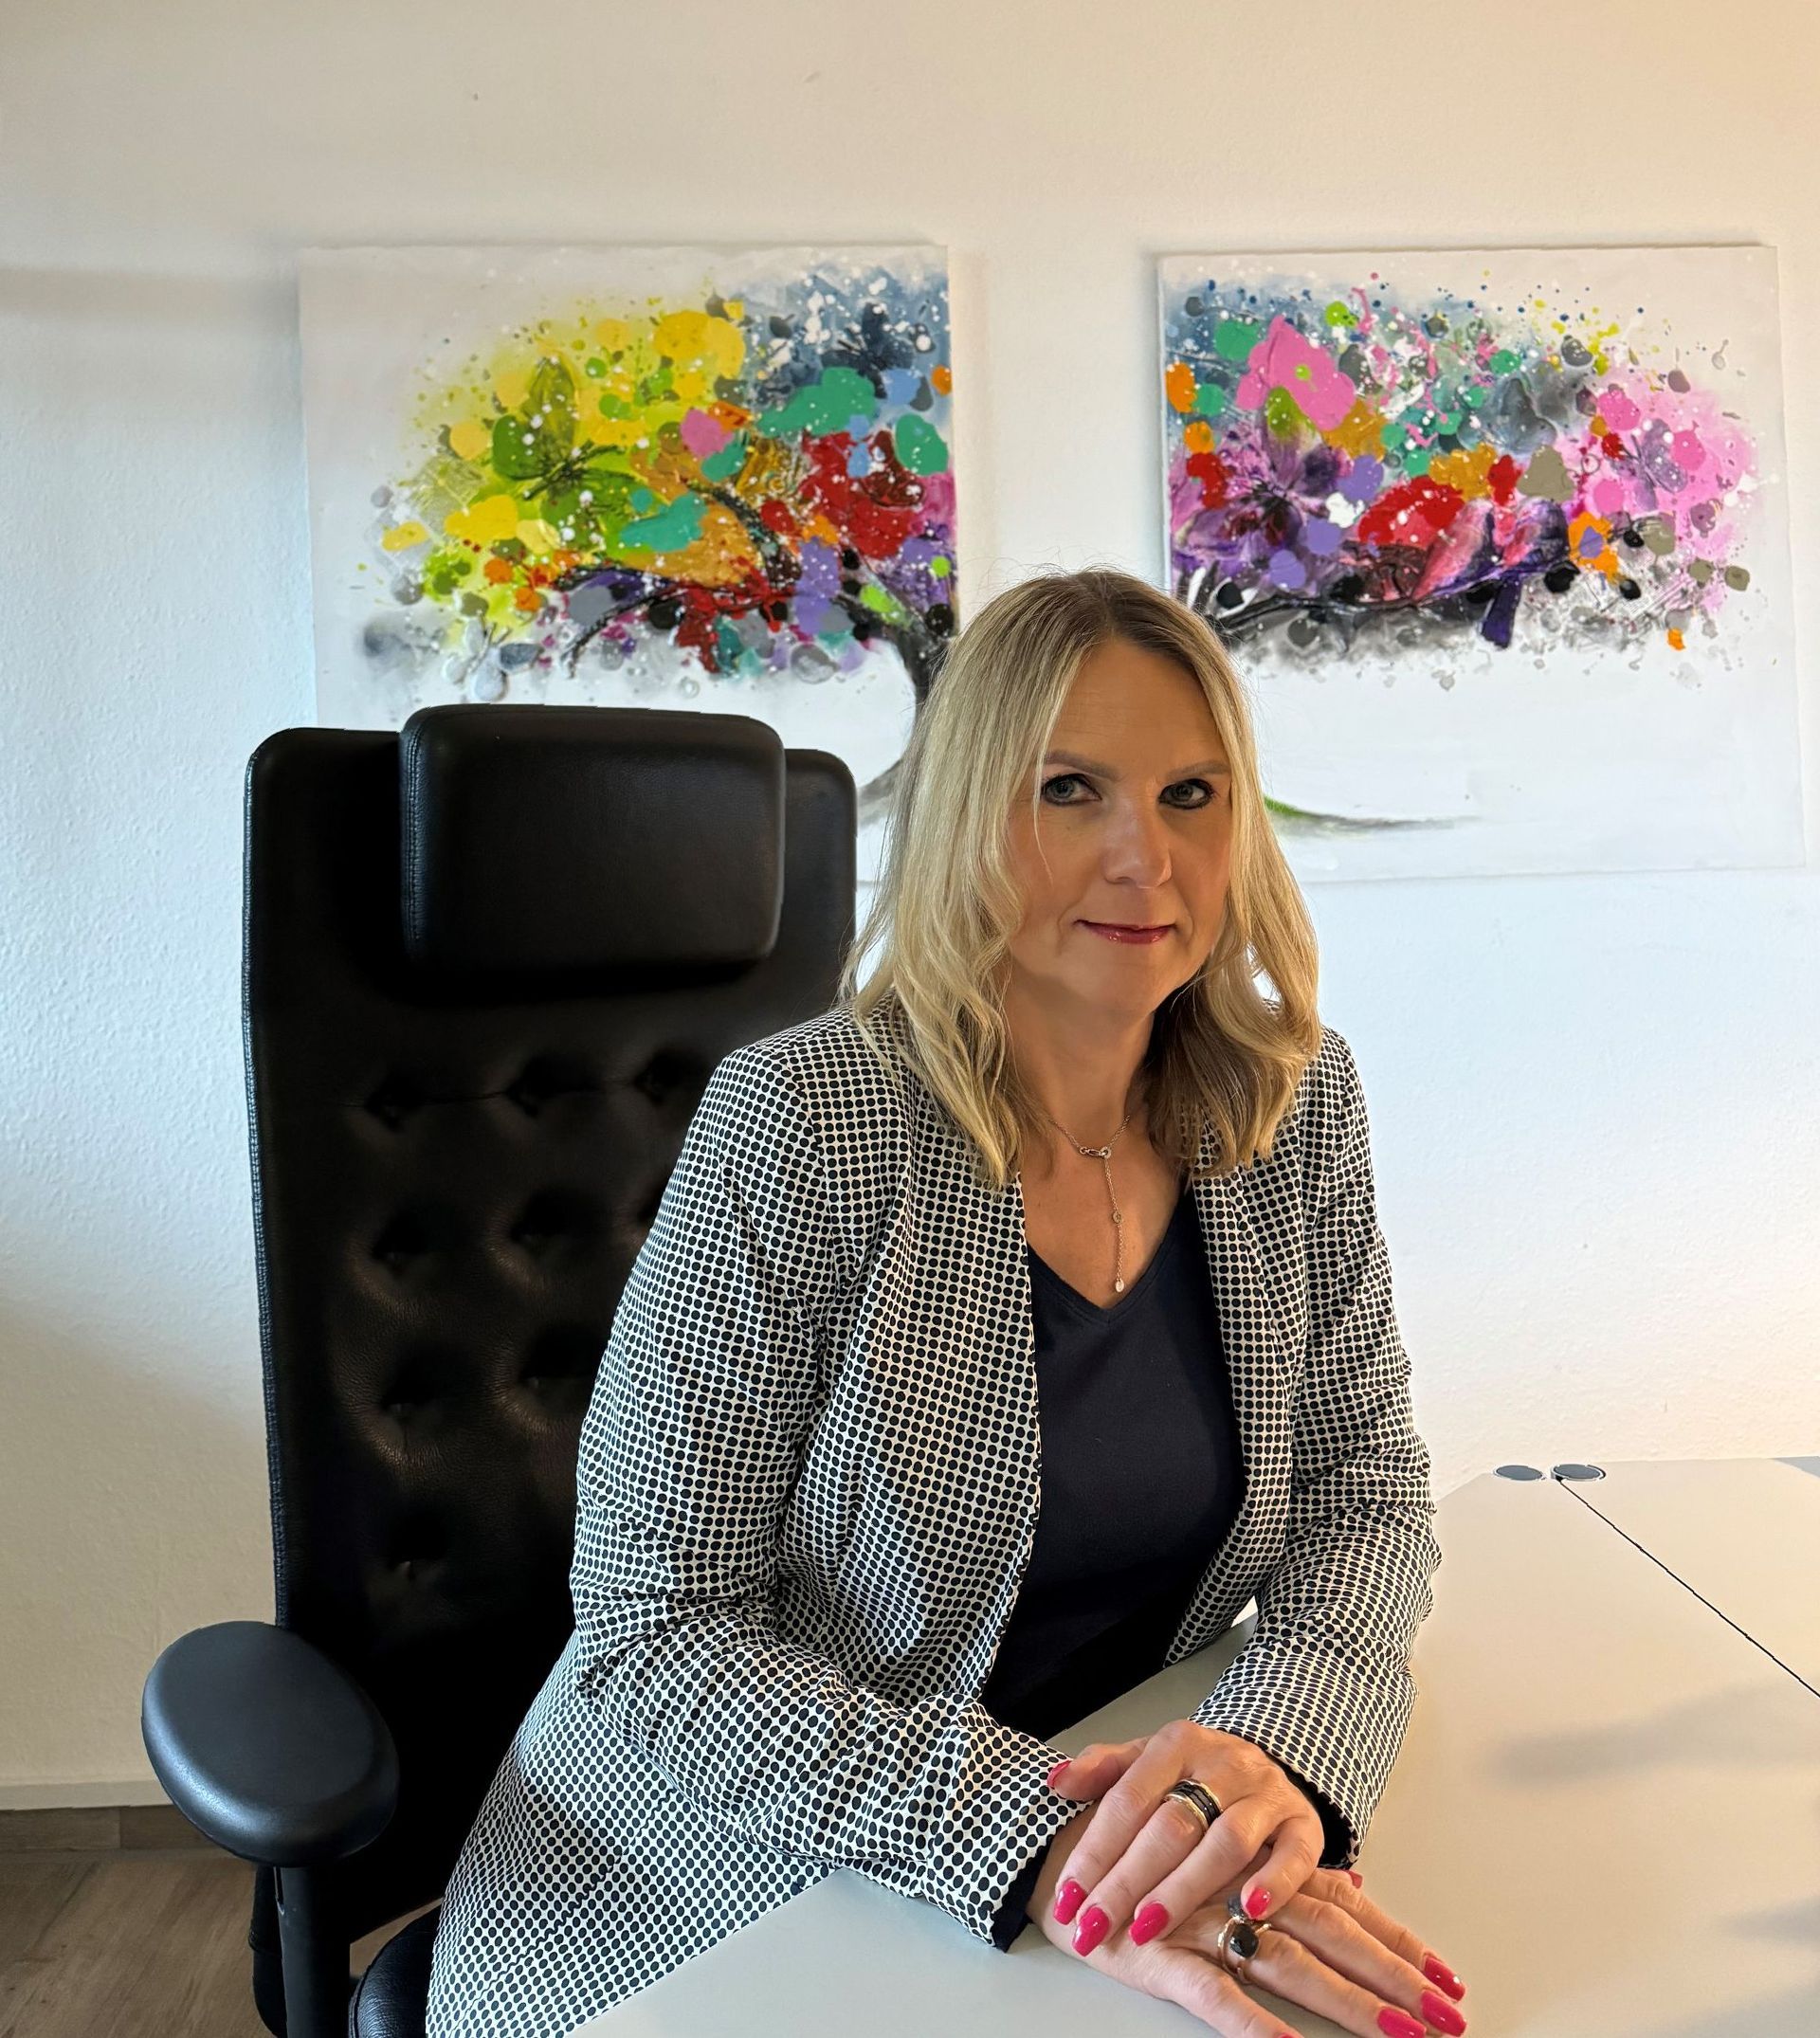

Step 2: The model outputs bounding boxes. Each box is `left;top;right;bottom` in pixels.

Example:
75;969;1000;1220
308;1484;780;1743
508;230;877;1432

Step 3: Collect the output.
0;1807;434;2038
2;1848;279;2038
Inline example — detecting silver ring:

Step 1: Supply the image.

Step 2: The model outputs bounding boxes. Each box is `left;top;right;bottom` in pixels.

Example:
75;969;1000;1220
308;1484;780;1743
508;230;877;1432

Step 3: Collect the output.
1160;1777;1224;1835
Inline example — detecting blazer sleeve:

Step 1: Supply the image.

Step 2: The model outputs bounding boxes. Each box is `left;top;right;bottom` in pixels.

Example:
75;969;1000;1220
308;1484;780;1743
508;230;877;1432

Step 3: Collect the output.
567;1044;1083;1952
1188;1027;1442;1867
990;1846;1047;1947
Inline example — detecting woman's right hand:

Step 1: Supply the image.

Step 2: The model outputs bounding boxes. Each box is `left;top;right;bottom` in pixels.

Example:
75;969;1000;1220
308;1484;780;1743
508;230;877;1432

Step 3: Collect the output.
1028;1807;1468;2038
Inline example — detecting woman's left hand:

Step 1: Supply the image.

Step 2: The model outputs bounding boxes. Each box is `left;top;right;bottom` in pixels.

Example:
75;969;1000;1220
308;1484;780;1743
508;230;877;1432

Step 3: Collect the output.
1045;1721;1329;1955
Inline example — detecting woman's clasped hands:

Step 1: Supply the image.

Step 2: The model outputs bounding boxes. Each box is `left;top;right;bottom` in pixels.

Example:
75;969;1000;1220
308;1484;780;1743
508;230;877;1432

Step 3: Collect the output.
1029;1721;1468;2038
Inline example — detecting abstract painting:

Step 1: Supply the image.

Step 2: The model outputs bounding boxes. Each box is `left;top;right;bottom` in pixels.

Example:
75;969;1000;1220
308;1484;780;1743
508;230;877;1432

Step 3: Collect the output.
1159;246;1802;880
300;244;956;888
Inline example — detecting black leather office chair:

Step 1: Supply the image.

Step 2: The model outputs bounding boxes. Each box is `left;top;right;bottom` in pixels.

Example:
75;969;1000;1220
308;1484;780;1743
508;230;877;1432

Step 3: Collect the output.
139;703;856;2037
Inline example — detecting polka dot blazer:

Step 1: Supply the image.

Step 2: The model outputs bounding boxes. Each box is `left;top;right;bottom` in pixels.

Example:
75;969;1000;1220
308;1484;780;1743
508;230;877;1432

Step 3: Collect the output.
424;994;1441;2037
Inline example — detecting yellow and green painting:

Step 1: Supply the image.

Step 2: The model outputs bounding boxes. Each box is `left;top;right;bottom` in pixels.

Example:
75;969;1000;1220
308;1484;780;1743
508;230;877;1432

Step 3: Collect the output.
300;244;954;885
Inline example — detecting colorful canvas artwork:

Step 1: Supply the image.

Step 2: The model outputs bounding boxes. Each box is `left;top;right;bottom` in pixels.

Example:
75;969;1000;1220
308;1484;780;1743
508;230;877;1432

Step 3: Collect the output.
1159;246;1802;880
300;245;955;887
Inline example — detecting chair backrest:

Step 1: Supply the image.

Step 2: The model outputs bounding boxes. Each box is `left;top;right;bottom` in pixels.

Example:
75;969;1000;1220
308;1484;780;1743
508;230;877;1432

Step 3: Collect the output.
239;703;855;2001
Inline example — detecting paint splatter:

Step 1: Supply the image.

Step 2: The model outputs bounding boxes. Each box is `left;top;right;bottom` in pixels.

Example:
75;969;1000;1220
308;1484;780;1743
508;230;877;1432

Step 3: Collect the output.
367;264;956;761
1162;268;1760;668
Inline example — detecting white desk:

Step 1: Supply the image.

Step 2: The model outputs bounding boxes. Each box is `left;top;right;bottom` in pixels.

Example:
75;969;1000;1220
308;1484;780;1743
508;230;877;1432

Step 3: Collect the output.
577;1468;1820;2035
1554;1455;1820;1696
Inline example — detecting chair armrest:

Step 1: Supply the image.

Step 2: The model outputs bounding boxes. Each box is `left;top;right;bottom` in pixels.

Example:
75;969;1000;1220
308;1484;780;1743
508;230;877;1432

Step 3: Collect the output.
141;1619;399;1866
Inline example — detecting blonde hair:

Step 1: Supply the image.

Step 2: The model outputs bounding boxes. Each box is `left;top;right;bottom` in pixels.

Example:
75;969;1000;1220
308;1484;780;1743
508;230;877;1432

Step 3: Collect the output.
837;565;1322;1190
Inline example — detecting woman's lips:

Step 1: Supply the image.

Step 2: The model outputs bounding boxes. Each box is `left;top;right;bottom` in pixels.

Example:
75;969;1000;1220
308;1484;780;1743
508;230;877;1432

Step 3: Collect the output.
1080;919;1173;944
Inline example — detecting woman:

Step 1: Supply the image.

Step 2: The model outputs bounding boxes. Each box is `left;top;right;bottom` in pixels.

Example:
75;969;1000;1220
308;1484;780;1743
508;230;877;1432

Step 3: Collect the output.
425;567;1461;2038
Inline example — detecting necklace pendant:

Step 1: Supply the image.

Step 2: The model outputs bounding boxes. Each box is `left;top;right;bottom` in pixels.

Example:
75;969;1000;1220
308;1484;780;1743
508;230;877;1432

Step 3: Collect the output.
1114;1278;1125;1292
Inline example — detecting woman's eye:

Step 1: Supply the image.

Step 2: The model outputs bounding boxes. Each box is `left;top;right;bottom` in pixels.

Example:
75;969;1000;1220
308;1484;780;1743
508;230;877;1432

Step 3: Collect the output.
1038;773;1218;807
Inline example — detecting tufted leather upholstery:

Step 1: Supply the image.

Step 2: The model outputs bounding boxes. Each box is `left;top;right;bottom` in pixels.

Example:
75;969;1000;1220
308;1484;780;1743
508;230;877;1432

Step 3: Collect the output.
237;703;855;2033
345;1912;440;2038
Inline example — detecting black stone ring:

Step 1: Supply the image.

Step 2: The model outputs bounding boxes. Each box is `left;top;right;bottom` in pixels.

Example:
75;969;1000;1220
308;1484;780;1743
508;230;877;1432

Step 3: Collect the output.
1212;1908;1271;1982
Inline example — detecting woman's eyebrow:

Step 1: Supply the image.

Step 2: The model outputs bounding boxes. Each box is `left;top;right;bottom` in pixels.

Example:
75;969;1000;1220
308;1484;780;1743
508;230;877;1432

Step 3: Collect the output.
1042;748;1232;778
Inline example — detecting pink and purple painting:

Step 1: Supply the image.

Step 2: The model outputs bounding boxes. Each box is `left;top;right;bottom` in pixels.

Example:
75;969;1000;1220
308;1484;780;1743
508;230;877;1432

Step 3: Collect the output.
300;244;955;888
1158;246;1801;881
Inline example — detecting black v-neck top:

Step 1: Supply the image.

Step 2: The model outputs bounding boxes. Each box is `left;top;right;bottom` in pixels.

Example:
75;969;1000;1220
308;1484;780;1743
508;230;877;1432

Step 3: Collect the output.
978;1184;1247;1943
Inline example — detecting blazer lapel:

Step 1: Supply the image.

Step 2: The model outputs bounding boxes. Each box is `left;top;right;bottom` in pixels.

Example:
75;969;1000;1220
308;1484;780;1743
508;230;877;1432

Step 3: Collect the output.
1174;1129;1298;1654
990;1120;1299;1664
886;1008;1300;1678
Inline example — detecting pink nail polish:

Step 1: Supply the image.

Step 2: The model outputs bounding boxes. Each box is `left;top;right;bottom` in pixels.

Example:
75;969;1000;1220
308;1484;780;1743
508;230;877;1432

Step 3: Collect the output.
1245;1884;1271;1919
1072;1904;1109;1955
1046;1759;1070;1789
1052;1876;1085;1924
1347;1867;1364;1886
1423;1954;1465;2000
1421;1991;1466;2034
1376;2011;1425;2038
1130;1902;1168;1944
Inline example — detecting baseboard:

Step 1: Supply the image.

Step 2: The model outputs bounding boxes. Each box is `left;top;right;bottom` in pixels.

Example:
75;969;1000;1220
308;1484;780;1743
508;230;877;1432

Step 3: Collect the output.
0;1779;173;1811
0;1800;224;1855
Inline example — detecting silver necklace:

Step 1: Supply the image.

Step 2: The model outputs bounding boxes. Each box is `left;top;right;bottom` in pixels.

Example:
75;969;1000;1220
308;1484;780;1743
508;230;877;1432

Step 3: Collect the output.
1038;1097;1139;1293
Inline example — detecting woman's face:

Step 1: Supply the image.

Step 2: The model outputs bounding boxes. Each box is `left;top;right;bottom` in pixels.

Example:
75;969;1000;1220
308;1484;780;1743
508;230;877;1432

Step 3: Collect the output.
1003;637;1233;1028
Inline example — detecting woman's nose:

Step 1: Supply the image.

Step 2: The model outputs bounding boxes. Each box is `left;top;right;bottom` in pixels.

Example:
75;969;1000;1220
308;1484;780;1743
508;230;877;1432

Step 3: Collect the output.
1101;802;1172;883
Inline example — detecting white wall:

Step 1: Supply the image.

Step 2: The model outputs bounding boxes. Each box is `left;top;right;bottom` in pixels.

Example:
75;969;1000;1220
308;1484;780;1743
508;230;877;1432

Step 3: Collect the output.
3;0;1815;1806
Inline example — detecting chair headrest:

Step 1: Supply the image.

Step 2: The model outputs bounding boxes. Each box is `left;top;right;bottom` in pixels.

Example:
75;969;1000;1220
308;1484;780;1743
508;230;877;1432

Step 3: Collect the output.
398;704;785;976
